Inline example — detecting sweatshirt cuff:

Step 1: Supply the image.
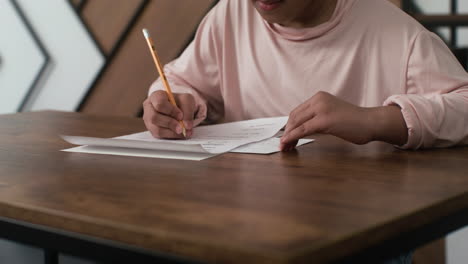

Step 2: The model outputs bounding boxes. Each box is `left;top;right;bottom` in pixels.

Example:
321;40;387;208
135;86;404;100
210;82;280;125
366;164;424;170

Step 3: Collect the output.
148;81;208;127
383;95;422;149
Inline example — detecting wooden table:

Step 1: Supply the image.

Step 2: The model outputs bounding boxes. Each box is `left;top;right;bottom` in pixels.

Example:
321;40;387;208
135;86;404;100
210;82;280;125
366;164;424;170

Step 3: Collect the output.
1;111;468;264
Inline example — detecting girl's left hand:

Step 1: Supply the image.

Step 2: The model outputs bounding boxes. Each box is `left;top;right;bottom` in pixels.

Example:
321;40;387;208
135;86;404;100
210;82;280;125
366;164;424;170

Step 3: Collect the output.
280;91;408;151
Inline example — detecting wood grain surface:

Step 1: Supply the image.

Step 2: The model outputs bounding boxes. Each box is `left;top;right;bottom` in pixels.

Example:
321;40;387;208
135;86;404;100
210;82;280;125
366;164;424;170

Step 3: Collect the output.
1;111;468;264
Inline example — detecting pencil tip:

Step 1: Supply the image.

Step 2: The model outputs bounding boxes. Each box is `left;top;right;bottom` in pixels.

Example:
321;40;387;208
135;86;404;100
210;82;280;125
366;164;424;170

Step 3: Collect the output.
142;28;149;38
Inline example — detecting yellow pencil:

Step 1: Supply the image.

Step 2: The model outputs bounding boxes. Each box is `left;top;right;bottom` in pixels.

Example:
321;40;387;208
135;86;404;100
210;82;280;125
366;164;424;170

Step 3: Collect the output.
142;28;187;138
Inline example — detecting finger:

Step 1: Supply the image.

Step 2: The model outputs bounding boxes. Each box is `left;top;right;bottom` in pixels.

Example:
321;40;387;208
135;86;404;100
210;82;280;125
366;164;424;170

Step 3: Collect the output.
185;129;193;138
282;119;319;145
279;140;298;152
288;141;298;151
175;94;196;129
152;112;183;134
284;106;316;135
149;91;183;120
142;99;158;128
285;91;335;134
143;100;179;132
147;124;184;139
280;144;293;152
280;143;287;152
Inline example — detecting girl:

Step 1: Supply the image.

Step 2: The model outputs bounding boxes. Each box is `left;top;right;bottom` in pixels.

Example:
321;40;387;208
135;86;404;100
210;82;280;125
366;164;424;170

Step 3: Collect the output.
143;0;468;151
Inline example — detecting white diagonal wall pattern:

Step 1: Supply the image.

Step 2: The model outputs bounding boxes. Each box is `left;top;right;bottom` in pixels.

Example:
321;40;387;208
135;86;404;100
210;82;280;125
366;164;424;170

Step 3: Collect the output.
13;0;105;112
0;0;46;114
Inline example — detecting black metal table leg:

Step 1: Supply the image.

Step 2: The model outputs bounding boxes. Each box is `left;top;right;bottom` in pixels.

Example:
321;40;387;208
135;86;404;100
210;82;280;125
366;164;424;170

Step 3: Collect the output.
44;249;59;264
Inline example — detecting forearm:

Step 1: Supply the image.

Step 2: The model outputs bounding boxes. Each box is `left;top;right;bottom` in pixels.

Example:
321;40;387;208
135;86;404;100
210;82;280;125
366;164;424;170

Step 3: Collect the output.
370;105;408;146
383;90;468;149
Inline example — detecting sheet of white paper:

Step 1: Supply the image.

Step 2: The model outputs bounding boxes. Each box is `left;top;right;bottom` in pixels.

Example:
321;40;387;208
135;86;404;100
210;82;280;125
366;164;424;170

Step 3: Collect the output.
61;116;289;160
63;146;216;161
117;116;289;153
62;136;208;153
230;138;315;154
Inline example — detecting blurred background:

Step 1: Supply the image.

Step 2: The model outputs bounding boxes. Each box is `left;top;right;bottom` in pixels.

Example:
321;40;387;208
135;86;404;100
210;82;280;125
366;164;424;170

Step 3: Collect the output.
0;0;216;117
0;0;467;263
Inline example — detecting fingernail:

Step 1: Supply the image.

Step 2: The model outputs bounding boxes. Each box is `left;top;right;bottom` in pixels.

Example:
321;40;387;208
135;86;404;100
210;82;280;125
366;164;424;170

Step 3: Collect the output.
176;125;182;134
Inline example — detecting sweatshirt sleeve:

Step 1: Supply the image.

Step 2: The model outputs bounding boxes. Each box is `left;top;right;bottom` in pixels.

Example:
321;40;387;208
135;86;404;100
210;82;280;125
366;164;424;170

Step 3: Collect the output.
384;30;468;149
148;2;225;126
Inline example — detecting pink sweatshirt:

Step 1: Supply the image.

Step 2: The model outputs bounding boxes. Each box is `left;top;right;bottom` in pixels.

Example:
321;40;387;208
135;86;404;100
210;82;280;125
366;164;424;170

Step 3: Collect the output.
149;0;468;149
